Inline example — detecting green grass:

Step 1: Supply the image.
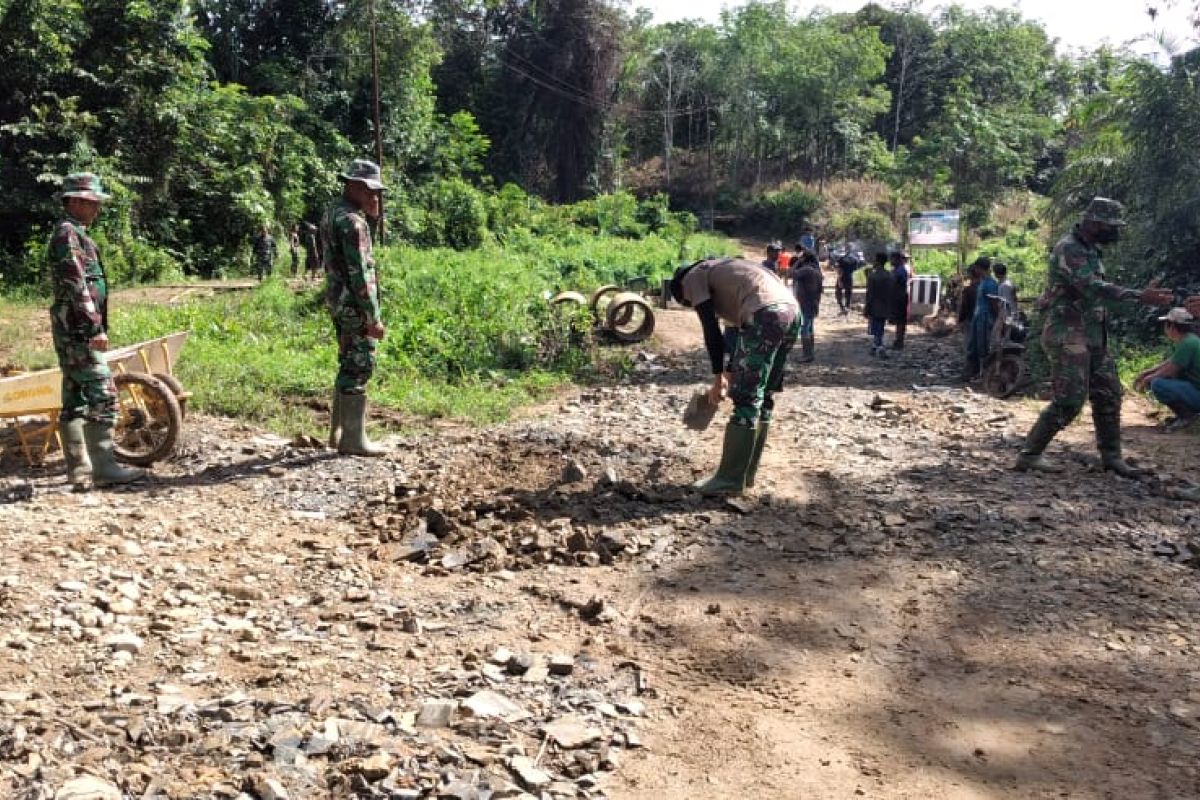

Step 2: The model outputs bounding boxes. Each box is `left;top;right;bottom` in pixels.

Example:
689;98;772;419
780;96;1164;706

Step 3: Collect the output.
0;293;56;371
107;230;735;433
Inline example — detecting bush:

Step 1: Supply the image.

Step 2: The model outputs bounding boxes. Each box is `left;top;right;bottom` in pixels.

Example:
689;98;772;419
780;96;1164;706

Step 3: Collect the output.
635;193;672;233
417;178;489;250
487;183;542;238
830;208;895;248
748;187;823;233
566;192;647;238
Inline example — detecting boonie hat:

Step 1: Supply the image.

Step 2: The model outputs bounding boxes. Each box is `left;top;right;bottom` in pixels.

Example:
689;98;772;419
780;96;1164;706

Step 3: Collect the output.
1082;196;1127;227
339;159;385;191
1158;307;1195;324
57;172;111;203
766;241;782;252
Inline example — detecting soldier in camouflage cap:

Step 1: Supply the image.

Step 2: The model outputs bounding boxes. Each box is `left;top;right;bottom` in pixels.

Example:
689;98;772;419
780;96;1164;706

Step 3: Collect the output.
48;173;144;488
1015;197;1174;475
321;159;387;456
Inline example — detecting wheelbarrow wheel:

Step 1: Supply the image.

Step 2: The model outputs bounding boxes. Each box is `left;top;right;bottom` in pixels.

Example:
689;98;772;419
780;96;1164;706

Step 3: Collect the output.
982;354;1025;399
112;372;183;466
152;372;188;418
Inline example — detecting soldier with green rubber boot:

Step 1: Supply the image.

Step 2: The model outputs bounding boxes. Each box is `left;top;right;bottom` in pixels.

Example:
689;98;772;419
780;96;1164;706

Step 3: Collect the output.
671;258;799;495
48;173;144;489
1016;198;1175;475
321;160;387;457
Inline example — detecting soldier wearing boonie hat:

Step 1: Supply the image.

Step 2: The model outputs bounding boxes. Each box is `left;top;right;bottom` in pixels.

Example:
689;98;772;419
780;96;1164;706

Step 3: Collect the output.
48;173;144;489
1015;196;1176;475
321;159;388;456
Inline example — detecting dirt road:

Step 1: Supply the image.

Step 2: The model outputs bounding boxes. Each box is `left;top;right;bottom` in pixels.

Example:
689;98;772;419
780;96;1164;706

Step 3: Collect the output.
1;308;1198;799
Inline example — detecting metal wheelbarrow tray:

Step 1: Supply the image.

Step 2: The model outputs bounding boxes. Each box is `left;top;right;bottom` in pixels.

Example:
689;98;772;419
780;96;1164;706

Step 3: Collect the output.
0;331;190;467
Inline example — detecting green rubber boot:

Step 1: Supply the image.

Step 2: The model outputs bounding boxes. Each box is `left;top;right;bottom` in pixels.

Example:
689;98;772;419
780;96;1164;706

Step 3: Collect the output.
61;417;92;488
328;389;342;449
744;421;771;488
1095;411;1146;477
1014;410;1065;473
83;420;145;487
693;422;756;496
338;392;385;457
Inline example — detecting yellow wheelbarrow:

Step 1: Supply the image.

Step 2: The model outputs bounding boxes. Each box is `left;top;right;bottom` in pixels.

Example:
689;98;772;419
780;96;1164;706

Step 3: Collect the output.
0;331;190;467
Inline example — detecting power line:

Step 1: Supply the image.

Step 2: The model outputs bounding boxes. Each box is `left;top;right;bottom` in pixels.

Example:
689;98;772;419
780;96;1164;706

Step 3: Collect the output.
499;57;714;119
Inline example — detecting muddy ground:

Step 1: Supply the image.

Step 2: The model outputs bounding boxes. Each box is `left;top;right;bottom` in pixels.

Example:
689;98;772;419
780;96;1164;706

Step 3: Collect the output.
1;297;1199;800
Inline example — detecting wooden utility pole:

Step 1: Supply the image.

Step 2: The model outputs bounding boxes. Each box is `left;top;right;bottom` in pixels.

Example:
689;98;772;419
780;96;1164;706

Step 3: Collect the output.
369;0;385;240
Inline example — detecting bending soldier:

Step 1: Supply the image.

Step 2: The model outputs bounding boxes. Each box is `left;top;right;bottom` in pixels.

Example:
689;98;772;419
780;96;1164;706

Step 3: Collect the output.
671;258;800;496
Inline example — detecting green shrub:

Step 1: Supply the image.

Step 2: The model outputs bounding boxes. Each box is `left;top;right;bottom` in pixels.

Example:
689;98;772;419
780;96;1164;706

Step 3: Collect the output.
417;178;489;249
487;183;541;237
831;208;895;248
748;187;823;233
635;193;673;233
567;192;647;238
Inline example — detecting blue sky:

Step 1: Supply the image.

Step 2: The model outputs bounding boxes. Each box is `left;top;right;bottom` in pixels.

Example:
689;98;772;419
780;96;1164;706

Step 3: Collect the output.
642;0;1197;54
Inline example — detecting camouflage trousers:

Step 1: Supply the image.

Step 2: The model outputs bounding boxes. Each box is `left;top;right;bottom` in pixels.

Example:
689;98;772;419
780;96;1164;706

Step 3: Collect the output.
332;306;377;394
52;328;117;424
727;304;800;427
1038;326;1121;430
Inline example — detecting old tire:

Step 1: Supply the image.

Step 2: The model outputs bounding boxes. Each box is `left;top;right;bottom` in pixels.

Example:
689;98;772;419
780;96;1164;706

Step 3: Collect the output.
113;372;183;466
590;284;622;315
550;290;588;308
604;292;656;343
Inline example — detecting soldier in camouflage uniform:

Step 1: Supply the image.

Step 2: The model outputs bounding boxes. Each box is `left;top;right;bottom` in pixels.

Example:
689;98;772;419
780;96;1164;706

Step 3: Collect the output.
322;159;387;457
48;173;144;488
671;258;799;495
252;225;276;281
1016;198;1175;474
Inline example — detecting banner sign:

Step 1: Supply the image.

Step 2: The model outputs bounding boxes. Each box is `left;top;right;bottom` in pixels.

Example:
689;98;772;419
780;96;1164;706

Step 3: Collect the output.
908;210;960;246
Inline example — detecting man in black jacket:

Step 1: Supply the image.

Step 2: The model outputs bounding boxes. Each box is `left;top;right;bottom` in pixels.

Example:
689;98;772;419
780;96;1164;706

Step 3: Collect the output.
791;247;823;362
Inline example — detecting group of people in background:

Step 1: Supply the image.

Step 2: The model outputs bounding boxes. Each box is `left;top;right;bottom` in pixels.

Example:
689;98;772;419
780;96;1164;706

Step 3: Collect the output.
761;239;913;360
251;221;323;282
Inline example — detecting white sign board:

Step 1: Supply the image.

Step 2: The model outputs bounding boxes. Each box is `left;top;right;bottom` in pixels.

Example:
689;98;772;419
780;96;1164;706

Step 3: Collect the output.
908;210;960;246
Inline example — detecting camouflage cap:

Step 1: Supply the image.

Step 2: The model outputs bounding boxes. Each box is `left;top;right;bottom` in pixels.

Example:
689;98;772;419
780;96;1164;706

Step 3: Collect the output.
767;241;782;252
339;159;385;191
57;172;111;203
1082;196;1127;227
1158;307;1195;324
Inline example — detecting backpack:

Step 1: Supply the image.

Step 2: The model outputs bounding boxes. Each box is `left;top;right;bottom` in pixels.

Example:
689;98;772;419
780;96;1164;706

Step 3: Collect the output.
837;253;858;272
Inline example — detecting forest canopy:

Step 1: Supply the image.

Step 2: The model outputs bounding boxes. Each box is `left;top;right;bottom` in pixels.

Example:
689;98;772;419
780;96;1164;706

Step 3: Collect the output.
0;0;1196;289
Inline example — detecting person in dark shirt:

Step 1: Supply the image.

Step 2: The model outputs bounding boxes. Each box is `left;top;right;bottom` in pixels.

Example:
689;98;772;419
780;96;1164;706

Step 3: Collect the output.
888;249;911;350
864;253;893;358
790;247;824;362
835;247;862;315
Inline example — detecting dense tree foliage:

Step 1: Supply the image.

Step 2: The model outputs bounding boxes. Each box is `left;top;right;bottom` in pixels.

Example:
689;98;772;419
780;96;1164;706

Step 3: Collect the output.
1051;44;1200;291
0;0;1194;288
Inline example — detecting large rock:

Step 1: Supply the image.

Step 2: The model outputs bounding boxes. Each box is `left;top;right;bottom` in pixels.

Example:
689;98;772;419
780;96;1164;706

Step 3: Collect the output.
461;690;529;722
55;777;122;800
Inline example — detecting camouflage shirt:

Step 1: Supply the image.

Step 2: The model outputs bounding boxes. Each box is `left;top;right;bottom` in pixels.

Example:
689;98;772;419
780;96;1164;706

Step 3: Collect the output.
321;200;381;324
1039;226;1139;349
48;216;107;340
253;231;276;263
